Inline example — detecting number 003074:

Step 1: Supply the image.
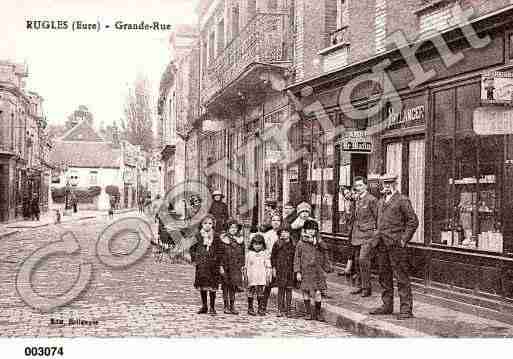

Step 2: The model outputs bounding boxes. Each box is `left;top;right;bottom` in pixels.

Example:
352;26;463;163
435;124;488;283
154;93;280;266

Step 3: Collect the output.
24;347;64;356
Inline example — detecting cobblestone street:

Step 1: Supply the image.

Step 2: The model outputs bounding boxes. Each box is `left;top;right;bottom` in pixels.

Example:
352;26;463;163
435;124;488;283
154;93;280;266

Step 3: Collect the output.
0;212;351;337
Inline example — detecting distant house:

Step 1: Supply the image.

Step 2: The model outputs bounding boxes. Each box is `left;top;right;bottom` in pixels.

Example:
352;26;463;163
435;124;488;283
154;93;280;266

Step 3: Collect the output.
49;118;132;210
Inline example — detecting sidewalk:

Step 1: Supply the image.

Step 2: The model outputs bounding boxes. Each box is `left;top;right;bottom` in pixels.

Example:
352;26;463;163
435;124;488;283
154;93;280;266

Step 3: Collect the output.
0;210;98;238
272;272;513;337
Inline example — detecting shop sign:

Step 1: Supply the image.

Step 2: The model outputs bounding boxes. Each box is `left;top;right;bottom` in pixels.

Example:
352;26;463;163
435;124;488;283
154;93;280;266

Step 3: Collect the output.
473;106;513;135
337;130;373;153
481;71;513;105
385;105;425;129
288;166;298;183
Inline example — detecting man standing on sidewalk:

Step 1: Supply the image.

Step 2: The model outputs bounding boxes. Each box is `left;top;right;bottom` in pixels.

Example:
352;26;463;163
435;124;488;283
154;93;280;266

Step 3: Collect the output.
370;174;418;320
349;177;378;298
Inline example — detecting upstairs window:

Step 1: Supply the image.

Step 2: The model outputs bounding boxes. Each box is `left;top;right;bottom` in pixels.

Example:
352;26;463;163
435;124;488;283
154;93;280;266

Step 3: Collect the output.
89;171;98;186
337;0;349;29
208;31;215;63
248;0;257;22
201;37;208;72
232;6;240;39
268;0;278;10
216;19;225;56
417;0;459;38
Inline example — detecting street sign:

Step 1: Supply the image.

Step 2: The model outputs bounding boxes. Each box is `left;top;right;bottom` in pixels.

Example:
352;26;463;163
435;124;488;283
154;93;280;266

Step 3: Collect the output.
337;130;373;153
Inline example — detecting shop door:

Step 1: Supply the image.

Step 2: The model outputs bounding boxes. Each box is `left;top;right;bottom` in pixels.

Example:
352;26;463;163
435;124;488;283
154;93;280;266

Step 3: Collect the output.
385;142;402;193
385;139;425;244
408;139;425;244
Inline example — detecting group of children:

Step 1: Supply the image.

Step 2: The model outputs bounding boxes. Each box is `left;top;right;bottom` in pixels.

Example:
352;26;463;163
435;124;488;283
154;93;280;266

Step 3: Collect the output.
189;202;332;322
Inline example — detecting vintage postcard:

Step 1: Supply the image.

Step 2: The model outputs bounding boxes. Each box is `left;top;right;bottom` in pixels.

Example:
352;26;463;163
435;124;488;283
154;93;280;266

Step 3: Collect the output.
2;0;513;356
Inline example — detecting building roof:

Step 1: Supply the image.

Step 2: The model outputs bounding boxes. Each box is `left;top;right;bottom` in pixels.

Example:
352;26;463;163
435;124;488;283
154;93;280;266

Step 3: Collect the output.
59;117;105;142
50;119;120;168
50;141;121;168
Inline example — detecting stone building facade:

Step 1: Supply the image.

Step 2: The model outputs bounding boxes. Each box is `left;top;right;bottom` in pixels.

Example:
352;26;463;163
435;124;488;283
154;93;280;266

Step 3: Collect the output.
0;60;51;222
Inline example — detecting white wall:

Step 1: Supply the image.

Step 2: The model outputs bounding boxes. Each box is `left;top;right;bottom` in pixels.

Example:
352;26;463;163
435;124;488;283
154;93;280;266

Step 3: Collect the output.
52;167;123;189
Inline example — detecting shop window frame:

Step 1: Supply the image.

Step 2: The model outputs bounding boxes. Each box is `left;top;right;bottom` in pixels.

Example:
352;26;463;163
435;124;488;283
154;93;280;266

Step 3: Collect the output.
429;78;506;254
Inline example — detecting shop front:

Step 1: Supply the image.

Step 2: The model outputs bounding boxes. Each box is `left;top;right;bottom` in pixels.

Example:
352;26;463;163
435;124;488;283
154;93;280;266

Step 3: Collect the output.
285;8;513;304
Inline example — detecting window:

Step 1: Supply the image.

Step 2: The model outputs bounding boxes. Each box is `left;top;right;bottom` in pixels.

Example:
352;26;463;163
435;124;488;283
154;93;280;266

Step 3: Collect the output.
290;0;296;33
216;19;225;56
337;0;349;29
201;36;208;72
208;31;215;63
432;82;505;253
418;1;458;37
268;0;278;10
247;0;257;22
89;171;98;186
232;6;240;39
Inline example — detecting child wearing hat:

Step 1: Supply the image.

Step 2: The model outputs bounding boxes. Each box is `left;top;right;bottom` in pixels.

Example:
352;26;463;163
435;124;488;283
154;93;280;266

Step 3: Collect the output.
271;226;296;317
290;202;313;246
294;218;332;321
219;219;245;315
245;234;272;316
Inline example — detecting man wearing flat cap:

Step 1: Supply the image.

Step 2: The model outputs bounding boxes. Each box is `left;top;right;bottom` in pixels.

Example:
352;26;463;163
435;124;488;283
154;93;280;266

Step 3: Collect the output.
369;173;419;320
209;190;229;234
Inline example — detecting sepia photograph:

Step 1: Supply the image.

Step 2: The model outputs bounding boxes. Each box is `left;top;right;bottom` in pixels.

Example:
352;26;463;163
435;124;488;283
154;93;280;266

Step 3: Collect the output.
2;0;513;356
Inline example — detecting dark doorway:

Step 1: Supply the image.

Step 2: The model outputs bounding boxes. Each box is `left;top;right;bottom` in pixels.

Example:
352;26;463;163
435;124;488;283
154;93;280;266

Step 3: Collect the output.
351;153;368;182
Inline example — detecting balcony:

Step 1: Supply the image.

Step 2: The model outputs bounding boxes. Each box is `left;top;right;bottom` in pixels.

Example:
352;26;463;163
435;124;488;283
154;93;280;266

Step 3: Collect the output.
329;26;349;47
200;12;292;106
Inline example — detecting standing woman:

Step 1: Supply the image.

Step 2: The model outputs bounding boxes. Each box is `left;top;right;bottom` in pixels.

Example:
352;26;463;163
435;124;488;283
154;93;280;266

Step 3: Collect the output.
190;214;223;316
219;219;245;315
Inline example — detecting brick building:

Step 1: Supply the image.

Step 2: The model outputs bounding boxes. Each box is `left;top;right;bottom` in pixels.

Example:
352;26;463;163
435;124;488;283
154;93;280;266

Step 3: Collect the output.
160;1;513;304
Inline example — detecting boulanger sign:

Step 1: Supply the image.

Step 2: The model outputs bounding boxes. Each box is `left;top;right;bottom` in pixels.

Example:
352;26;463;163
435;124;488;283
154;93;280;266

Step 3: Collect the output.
385;105;425;129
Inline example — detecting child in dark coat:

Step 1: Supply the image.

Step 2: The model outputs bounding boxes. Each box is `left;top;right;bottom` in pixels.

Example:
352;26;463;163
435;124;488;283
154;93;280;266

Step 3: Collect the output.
220;219;245;315
294;219;332;321
190;214;222;315
271;226;296;317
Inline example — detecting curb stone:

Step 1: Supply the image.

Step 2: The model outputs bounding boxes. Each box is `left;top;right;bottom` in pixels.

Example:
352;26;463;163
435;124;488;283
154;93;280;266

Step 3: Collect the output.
0;230;19;239
270;289;430;337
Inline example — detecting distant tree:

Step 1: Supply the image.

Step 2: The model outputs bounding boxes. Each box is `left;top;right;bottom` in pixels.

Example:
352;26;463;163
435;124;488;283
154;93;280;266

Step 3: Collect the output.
122;74;155;152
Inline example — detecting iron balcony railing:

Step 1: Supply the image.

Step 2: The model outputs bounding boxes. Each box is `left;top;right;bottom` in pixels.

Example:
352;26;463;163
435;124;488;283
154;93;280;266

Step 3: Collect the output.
329;26;349;47
201;12;292;104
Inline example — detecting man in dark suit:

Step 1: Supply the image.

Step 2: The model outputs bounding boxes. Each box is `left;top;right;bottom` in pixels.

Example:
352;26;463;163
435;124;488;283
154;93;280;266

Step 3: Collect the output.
349;177;378;297
370;174;419;320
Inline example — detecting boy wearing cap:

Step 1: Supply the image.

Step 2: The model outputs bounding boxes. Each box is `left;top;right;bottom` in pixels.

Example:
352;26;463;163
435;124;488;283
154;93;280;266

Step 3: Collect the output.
370;174;419;320
293;219;332;321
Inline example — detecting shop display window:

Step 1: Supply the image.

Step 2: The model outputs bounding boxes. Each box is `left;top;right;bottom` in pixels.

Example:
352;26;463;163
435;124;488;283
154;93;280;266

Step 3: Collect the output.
432;81;505;253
